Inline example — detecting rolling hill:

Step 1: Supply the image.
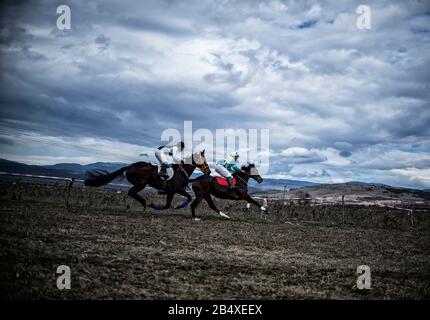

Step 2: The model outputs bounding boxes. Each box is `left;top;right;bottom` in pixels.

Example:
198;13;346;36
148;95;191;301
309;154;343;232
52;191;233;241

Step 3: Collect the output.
0;159;428;200
0;159;319;191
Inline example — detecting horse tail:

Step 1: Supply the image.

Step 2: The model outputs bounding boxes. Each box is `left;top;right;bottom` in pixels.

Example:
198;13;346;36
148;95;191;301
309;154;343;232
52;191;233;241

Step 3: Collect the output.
84;166;128;187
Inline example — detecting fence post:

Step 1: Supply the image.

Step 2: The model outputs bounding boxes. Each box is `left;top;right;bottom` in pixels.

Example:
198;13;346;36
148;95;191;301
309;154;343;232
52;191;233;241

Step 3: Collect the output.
341;195;345;225
409;210;414;229
65;178;75;211
283;185;287;205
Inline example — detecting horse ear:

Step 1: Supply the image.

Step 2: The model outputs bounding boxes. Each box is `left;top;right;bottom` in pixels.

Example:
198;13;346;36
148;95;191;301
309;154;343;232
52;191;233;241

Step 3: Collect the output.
201;149;205;156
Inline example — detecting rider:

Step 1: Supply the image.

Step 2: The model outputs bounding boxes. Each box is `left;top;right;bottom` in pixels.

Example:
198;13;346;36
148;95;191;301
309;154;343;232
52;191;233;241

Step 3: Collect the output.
155;141;185;179
215;151;240;190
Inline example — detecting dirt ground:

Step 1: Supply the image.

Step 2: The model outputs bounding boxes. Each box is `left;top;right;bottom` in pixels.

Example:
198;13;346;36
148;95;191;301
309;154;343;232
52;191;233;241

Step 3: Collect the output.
0;182;429;299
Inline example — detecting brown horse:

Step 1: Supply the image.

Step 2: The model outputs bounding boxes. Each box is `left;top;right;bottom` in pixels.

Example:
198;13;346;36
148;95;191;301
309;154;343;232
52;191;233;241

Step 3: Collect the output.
189;163;267;220
84;150;210;210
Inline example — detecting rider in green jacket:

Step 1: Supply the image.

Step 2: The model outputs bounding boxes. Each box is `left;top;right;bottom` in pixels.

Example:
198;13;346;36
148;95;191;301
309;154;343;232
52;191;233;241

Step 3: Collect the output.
215;151;240;190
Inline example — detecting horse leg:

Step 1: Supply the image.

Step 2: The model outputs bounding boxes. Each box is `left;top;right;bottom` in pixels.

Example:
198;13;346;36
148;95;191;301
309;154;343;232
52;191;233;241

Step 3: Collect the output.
128;185;146;210
149;192;174;210
190;195;203;220
175;189;192;209
243;193;268;214
205;194;230;219
164;192;174;209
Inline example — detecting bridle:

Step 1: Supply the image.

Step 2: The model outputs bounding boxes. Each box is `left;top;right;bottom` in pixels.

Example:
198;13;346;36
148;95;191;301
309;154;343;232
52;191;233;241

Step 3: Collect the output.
235;165;261;184
188;152;210;175
198;161;209;174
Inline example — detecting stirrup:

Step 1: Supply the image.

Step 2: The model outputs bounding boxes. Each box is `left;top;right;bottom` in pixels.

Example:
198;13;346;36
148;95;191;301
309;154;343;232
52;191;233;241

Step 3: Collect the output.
159;164;168;179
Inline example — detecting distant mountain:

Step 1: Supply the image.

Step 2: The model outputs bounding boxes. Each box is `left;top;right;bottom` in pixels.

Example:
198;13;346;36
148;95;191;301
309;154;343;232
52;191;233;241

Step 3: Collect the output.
0;159;321;190
43;162;127;174
0;159;131;181
0;159;82;179
248;178;319;192
266;182;430;203
1;159;428;195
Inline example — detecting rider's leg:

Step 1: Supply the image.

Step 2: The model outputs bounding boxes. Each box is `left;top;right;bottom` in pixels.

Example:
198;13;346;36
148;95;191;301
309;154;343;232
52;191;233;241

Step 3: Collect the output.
227;176;237;190
215;165;236;189
155;150;169;178
155;149;163;164
215;164;228;177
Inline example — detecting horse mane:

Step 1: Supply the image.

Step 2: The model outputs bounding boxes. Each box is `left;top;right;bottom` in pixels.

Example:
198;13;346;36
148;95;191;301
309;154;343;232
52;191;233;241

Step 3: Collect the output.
241;163;255;171
184;150;205;165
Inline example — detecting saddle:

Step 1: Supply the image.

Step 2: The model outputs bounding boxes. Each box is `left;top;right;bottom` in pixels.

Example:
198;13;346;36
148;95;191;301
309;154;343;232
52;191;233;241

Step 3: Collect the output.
157;164;188;181
158;166;174;180
215;177;237;187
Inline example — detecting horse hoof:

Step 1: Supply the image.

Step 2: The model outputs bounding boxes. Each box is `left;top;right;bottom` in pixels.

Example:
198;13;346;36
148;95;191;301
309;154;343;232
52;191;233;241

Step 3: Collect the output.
149;203;166;210
219;211;230;219
175;201;190;209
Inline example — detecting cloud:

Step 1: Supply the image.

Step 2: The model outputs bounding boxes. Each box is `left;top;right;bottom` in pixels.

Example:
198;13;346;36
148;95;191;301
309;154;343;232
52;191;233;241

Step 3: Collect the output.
389;168;430;188
339;150;352;158
295;19;318;29
358;149;430;170
280;147;327;164
0;0;429;188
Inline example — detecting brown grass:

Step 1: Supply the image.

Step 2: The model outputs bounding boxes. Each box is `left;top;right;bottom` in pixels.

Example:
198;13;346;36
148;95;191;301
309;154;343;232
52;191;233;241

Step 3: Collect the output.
0;181;429;299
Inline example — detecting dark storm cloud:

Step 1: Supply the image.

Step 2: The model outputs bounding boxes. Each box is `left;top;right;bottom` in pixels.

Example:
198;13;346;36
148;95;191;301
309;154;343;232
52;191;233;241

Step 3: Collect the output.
118;16;194;36
339;151;352;158
0;0;429;188
295;19;318;29
0;136;14;146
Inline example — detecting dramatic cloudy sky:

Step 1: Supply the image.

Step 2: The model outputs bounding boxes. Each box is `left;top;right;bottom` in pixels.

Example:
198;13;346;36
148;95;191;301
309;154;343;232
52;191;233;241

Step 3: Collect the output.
0;0;429;188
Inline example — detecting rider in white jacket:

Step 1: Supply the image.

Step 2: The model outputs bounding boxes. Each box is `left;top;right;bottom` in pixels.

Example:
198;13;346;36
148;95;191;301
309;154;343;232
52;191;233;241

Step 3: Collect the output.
155;141;185;179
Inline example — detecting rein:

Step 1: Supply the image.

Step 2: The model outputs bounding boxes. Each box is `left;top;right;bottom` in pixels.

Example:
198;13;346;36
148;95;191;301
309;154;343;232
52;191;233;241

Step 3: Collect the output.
234;167;260;185
234;171;249;185
176;152;208;179
191;153;209;174
177;165;189;179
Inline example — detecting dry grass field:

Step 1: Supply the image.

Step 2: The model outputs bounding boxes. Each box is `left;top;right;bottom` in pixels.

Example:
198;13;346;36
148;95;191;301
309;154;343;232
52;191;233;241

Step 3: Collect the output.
0;181;429;299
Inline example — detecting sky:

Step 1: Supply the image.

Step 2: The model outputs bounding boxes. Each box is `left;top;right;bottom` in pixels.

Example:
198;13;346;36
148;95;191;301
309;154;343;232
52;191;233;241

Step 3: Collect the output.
0;0;429;189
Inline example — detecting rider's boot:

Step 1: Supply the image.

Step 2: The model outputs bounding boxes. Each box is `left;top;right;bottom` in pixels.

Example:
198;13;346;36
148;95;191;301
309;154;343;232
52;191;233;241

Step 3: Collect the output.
227;177;237;190
159;163;168;180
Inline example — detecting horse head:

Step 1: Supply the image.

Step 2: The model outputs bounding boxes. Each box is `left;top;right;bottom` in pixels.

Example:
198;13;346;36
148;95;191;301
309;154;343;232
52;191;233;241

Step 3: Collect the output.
241;163;263;184
191;149;211;175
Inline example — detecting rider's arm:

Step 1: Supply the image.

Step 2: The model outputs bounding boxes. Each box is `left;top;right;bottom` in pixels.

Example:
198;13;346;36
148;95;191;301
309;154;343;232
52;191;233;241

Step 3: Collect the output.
230;160;241;173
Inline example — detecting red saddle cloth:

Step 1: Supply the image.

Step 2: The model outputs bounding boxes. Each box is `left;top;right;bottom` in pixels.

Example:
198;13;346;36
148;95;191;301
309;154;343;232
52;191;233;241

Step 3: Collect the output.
215;176;236;187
